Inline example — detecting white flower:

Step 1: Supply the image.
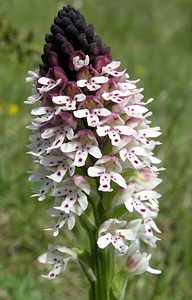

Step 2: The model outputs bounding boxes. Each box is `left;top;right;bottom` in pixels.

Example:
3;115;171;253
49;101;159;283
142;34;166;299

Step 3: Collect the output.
119;142;161;169
27;125;74;156
136;167;162;190
126;244;161;275
102;89;131;104
52;93;86;110
124;104;149;118
101;61;125;77
143;216;161;236
52;175;90;214
118;81;138;91
40;154;75;183
74;107;111;127
29;168;56;201
24;93;42;104
61;130;102;167
136;127;162;148
26;32;163;280
73;55;90;70
77;76;109;91
25;70;39;83
97;219;136;253
38;244;77;280
42;125;74;151
132;220;160;248
31;106;63;123
96;124;135;146
46;208;76;236
114;183;160;218
88;156;127;192
37;77;62;93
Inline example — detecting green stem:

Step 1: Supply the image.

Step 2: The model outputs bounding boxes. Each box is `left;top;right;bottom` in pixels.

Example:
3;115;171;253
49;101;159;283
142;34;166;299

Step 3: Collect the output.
89;195;112;300
80;188;114;300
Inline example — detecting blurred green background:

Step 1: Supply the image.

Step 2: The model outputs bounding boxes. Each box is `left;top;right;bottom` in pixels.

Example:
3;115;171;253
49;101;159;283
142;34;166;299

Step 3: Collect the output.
0;0;192;299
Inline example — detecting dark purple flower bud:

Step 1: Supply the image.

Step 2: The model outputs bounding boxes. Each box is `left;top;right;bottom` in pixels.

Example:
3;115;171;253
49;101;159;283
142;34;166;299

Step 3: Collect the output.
39;5;112;79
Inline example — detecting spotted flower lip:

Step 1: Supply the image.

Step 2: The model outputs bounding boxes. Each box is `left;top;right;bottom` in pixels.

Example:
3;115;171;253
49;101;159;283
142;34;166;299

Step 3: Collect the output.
97;219;135;253
61;129;102;167
45;208;76;236
52;176;90;214
77;75;109;91
38;244;77;280
37;77;62;93
88;155;127;192
26;5;162;282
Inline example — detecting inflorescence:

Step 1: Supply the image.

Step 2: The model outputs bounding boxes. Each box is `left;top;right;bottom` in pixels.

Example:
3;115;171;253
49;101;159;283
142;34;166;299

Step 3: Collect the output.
26;5;162;279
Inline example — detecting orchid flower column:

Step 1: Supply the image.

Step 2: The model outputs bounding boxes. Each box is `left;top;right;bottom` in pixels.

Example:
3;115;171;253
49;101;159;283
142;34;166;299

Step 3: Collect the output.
26;5;162;300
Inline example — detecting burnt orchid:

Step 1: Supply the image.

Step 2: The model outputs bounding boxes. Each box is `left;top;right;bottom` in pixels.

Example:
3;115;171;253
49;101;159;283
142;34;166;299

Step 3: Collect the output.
26;5;163;300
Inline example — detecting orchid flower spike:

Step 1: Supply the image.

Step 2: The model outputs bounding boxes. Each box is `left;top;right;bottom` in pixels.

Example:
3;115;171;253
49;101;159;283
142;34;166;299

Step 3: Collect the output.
25;5;163;298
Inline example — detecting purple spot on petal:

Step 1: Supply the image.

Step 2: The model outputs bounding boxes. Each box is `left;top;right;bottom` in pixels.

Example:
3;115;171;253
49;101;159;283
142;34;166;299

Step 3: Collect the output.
103;185;108;188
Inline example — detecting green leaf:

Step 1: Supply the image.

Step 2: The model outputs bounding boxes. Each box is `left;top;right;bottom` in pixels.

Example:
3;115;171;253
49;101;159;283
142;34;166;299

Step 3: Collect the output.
109;288;118;300
78;257;96;283
111;270;128;300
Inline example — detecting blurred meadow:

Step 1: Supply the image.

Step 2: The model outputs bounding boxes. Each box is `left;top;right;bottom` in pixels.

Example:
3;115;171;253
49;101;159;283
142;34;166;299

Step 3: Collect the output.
0;0;192;299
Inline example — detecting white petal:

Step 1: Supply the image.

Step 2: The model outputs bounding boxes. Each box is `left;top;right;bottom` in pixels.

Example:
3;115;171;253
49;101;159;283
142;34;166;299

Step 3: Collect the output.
99;173;112;192
132;146;150;156
40;155;60;166
111;235;127;252
41;127;57;139
110;171;127;188
74;109;89;118
73;150;88;167
88;166;105;177
87;114;100;127
139;128;161;138
92;76;109;84
124;197;134;212
61;141;79;153
88;145;102;159
108;130;121;146
96;126;110;137
114;126;135;136
93;108;111;116
38;77;55;85
73;94;86;102
41;262;65;280
86;82;101;91
109;70;125;77
38;252;59;264
61;193;77;213
144;217;161;235
116;229;135;240
119;148;127;162
135;190;160;201
31;107;52;116
47;168;67;183
52;185;73;196
52;95;70;104
77;191;88;211
127;151;143;168
48;133;65;150
118;82;136;90
104;61;121;70
133;200;149;216
65;127;74;140
97;233;112;249
67;214;75;230
147;266;161;274
77;79;87;87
